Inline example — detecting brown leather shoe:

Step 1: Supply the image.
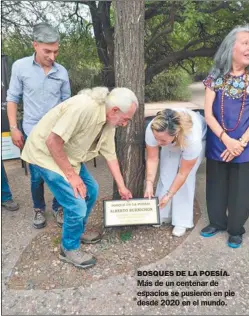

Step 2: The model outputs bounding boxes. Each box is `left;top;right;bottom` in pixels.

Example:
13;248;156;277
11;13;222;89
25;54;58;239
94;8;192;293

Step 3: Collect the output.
81;231;102;244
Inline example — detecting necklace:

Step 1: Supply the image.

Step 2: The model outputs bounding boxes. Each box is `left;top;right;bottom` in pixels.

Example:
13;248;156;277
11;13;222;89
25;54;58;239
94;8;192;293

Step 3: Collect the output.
220;70;248;132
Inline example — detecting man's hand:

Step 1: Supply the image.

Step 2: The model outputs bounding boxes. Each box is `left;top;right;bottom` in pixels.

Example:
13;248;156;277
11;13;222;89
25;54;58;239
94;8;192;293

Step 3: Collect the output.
144;181;154;199
223;137;244;156
46;133;87;200
118;186;132;200
67;173;86;199
11;129;24;149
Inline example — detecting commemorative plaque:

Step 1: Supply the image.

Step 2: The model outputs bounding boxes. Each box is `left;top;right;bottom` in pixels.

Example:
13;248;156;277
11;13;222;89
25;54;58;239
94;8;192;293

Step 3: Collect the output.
103;197;160;227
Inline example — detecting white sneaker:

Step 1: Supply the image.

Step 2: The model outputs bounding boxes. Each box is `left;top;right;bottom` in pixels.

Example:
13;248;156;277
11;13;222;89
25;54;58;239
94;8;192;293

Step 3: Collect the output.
152;217;172;228
172;226;186;237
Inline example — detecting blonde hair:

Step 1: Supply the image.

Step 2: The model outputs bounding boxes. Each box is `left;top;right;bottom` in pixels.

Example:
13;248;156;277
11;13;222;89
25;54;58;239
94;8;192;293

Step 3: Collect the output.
151;109;193;148
77;87;138;112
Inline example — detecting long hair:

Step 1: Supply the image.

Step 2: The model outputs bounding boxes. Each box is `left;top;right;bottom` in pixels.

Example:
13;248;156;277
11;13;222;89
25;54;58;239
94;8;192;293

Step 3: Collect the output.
77;87;109;106
151;109;193;148
210;25;249;79
78;87;139;112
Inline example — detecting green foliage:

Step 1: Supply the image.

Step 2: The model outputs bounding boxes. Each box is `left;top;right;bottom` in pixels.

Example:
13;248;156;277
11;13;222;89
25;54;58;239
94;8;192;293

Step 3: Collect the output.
56;29;102;94
145;0;249;84
191;57;214;81
2;28;102;96
3;0;249;95
52;235;61;247
68;68;102;96
177;57;214;81
2;32;33;80
2;33;33;61
145;69;192;102
119;231;133;242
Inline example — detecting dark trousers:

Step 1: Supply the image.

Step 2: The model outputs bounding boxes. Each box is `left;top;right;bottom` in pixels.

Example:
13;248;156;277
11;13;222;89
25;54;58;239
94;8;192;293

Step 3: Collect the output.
24;133;60;211
206;159;249;236
1;162;12;202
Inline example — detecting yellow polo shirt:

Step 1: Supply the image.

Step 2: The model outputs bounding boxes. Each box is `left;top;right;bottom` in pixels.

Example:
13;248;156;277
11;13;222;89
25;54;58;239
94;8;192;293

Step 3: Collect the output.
21;94;117;180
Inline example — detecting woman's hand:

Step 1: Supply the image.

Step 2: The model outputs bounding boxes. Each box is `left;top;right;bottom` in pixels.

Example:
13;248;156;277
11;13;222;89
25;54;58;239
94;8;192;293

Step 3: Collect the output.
118;186;132;200
144;181;154;199
220;149;236;162
158;194;171;209
223;136;244;156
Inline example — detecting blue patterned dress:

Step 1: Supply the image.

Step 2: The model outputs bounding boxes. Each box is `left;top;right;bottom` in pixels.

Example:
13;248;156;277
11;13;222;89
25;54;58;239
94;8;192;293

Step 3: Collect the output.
203;73;249;163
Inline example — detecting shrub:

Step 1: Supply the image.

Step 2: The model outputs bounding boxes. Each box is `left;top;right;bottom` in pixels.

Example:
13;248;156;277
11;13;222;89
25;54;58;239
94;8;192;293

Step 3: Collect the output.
145;69;192;102
68;68;102;96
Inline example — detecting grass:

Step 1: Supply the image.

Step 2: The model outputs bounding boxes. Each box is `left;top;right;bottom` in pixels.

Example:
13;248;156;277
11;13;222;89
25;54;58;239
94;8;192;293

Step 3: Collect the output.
52;235;61;247
119;231;133;242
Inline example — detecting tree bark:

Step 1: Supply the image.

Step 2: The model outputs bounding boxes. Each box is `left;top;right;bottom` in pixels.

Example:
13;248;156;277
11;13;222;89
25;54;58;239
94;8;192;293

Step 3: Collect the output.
113;0;145;199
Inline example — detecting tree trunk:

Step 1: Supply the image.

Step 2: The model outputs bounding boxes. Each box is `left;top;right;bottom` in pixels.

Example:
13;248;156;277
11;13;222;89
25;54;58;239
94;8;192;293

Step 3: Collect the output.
101;65;115;89
87;1;115;88
113;0;145;199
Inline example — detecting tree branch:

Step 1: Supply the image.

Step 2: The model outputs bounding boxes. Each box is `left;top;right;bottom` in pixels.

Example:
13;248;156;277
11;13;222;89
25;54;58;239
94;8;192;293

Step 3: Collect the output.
99;2;113;50
177;58;196;75
183;34;215;51
196;1;229;13
83;1;110;67
145;2;165;20
146;47;217;84
146;9;175;54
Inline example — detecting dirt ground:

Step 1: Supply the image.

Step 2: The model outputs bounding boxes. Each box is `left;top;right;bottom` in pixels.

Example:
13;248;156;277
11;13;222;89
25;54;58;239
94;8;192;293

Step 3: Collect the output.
7;195;200;290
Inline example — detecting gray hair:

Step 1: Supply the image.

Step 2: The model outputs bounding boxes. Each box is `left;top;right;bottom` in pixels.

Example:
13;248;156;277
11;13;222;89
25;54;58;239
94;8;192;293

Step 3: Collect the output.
33;22;60;43
77;87;109;104
106;87;138;113
210;24;249;79
78;87;139;113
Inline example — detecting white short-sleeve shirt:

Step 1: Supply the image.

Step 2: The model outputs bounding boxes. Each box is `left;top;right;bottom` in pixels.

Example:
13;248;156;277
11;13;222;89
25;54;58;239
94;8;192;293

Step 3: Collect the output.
145;108;207;160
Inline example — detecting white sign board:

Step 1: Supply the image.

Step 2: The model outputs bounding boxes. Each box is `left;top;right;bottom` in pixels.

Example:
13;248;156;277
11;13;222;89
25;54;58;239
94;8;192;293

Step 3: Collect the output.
2;132;20;160
103;198;160;227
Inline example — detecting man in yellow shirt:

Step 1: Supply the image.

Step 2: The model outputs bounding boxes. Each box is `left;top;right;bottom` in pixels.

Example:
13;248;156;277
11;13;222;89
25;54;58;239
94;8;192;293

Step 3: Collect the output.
22;87;138;269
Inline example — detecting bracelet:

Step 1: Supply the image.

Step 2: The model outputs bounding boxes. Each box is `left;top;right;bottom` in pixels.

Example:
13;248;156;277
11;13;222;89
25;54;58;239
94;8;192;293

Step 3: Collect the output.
165;189;174;198
146;179;154;185
10;125;18;131
239;137;248;147
219;130;225;142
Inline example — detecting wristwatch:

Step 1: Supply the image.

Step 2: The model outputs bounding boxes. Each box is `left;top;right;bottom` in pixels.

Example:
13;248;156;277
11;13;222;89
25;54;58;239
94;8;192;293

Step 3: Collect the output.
239;137;248;147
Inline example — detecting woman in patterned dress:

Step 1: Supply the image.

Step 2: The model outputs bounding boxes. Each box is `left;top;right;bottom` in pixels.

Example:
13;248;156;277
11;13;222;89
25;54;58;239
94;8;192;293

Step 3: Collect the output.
200;25;249;248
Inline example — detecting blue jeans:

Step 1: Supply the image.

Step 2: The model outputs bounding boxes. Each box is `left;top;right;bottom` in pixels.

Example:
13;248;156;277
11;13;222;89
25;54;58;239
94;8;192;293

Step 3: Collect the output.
1;162;12;202
29;163;60;211
24;133;60;211
32;164;99;250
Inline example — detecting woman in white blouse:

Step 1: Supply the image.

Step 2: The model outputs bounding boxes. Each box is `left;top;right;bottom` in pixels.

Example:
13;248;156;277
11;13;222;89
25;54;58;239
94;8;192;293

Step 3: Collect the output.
144;108;207;237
